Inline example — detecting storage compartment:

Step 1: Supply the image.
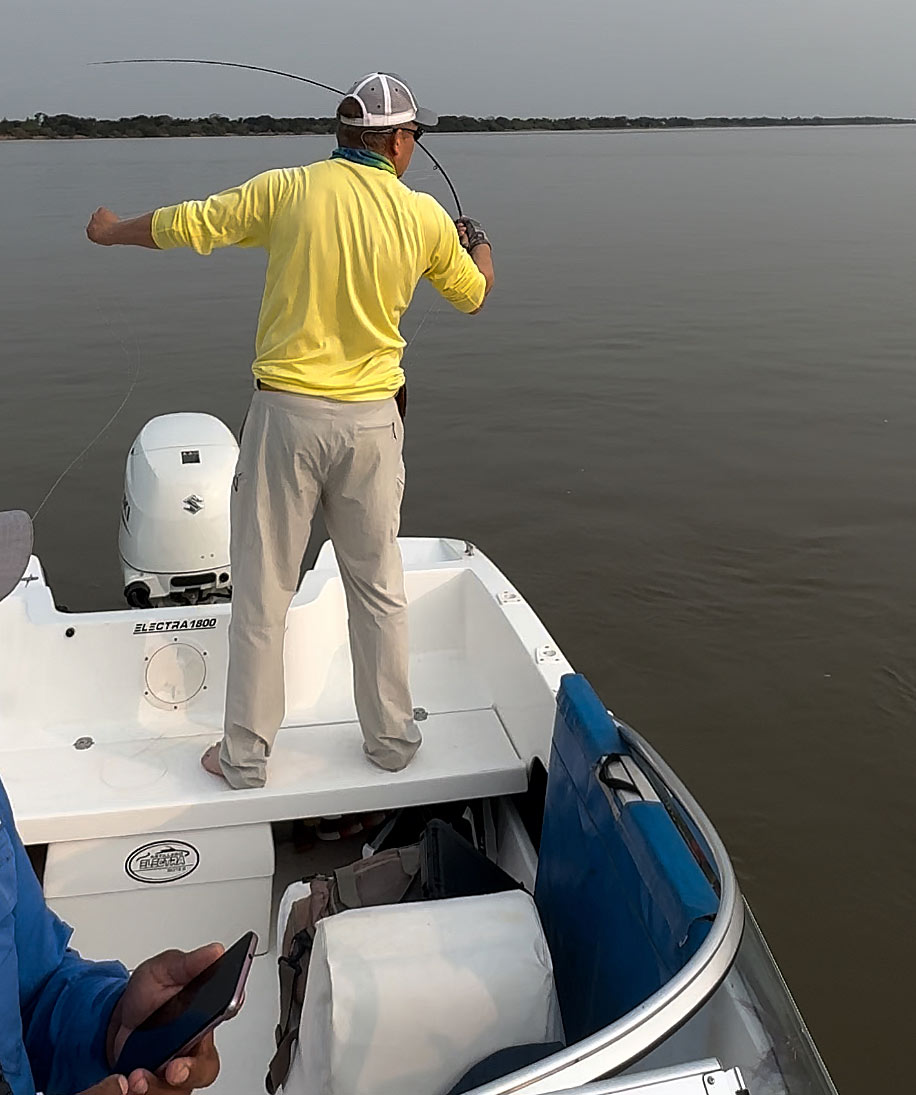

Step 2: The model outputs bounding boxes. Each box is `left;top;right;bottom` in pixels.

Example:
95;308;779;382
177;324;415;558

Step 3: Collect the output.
44;823;274;968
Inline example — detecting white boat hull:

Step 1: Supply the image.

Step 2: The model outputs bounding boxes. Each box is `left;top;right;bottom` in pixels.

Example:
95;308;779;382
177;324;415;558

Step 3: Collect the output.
0;533;837;1095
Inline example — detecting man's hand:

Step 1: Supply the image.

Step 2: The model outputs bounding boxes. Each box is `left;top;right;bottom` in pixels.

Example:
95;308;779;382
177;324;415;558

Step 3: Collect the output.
455;216;494;306
455;216;491;253
107;943;223;1095
86;209;159;248
79;1076;130;1095
86;207;121;246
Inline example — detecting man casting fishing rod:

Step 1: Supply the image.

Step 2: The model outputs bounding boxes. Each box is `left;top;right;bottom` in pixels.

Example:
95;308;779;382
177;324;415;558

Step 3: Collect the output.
86;73;494;789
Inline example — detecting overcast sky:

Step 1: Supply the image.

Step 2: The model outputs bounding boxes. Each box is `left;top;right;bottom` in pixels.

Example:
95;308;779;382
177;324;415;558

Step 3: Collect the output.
2;0;915;120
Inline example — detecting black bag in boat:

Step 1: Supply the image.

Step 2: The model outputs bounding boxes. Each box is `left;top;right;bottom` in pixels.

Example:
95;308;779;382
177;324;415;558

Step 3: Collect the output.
418;819;522;900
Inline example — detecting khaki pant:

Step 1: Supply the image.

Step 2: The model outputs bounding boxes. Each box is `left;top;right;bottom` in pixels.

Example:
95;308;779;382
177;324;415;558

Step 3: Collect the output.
217;390;420;789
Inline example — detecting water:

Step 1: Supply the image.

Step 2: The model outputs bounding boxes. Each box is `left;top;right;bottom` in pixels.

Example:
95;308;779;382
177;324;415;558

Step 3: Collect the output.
4;127;916;1089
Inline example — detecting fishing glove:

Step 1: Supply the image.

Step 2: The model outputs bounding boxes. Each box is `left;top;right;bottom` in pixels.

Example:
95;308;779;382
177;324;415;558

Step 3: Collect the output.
456;217;491;252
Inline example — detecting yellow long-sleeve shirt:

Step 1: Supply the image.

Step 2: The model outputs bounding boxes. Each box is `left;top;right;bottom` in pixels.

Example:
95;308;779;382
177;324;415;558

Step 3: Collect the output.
151;158;487;400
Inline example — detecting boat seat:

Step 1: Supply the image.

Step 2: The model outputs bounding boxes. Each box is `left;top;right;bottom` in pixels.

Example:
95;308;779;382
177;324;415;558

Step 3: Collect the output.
445;1041;565;1095
282;891;564;1095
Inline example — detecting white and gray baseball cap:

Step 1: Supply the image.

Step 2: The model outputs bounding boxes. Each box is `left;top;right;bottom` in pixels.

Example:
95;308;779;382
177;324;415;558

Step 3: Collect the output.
338;73;438;129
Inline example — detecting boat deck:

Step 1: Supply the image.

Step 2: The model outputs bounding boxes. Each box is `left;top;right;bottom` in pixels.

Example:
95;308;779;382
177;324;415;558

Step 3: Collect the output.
1;538;569;845
9;707;526;844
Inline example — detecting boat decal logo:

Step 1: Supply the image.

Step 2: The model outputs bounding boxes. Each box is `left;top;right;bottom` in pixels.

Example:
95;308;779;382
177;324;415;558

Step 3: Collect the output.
133;618;217;635
126;840;200;884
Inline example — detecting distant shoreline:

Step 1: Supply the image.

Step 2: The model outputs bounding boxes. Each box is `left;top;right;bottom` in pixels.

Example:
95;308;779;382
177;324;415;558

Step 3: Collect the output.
2;113;915;140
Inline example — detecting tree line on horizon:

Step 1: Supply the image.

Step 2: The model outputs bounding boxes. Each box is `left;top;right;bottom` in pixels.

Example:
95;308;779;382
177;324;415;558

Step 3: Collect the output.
2;112;914;139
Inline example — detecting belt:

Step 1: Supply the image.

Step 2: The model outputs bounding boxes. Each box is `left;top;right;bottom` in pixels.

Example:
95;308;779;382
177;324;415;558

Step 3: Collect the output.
256;379;407;420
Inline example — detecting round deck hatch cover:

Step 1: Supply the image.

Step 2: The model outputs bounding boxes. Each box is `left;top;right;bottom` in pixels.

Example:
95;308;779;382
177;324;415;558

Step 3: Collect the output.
126;840;200;884
145;643;206;707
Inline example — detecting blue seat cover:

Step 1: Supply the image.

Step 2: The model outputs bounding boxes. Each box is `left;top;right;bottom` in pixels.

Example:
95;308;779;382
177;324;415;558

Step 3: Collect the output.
534;675;719;1042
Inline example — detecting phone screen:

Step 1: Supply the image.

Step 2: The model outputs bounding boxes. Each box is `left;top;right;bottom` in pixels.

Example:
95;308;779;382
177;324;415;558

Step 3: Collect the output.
115;931;257;1076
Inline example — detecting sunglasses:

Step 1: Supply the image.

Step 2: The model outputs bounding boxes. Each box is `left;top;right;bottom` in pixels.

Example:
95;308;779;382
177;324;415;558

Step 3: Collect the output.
389;125;425;140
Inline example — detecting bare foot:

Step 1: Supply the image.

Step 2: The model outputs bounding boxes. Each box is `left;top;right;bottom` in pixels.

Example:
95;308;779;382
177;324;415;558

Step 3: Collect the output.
201;744;227;781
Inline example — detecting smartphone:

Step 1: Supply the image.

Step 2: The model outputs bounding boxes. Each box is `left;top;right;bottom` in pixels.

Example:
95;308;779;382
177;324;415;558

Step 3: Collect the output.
115;931;258;1077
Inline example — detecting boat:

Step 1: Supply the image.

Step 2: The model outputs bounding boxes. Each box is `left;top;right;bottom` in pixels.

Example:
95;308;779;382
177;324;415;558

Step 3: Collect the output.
0;412;839;1095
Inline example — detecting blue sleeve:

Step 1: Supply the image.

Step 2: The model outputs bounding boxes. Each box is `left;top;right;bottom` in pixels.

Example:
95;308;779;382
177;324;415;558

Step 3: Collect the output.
1;783;129;1095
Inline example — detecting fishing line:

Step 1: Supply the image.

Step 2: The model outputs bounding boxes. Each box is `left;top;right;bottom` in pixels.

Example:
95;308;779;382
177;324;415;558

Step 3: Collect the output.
405;299;441;353
91;58;465;216
32;301;142;520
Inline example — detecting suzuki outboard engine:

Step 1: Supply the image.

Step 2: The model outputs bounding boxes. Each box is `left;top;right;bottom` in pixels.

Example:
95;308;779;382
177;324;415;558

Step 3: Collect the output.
119;413;239;608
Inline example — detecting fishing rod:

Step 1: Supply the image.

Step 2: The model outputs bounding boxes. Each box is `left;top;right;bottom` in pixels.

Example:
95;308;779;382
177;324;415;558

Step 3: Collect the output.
90;58;464;217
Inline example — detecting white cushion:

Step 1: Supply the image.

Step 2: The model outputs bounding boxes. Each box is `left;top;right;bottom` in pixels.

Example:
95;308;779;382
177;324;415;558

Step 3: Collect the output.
285;890;563;1095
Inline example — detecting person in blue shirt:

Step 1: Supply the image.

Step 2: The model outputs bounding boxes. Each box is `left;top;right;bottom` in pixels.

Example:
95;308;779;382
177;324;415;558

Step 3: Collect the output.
0;512;221;1095
0;779;221;1095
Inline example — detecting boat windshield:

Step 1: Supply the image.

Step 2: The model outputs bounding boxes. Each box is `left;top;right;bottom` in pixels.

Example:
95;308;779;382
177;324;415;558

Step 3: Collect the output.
722;906;839;1095
614;903;839;1095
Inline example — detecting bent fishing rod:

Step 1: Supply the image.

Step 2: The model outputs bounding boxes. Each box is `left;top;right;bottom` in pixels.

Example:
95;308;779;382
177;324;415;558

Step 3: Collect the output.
90;58;464;217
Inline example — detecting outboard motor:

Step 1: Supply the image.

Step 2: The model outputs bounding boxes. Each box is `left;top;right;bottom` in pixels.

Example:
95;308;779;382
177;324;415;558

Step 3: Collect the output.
119;413;239;607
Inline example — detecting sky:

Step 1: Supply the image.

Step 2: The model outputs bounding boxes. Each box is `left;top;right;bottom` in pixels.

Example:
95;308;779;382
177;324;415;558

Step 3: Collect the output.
2;0;916;121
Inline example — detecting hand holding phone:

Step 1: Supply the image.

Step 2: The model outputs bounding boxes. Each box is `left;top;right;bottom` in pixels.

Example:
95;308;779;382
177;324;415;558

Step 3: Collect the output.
76;1077;130;1095
111;933;257;1084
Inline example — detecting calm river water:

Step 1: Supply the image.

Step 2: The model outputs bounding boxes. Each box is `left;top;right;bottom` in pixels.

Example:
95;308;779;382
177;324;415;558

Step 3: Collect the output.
4;127;916;1089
